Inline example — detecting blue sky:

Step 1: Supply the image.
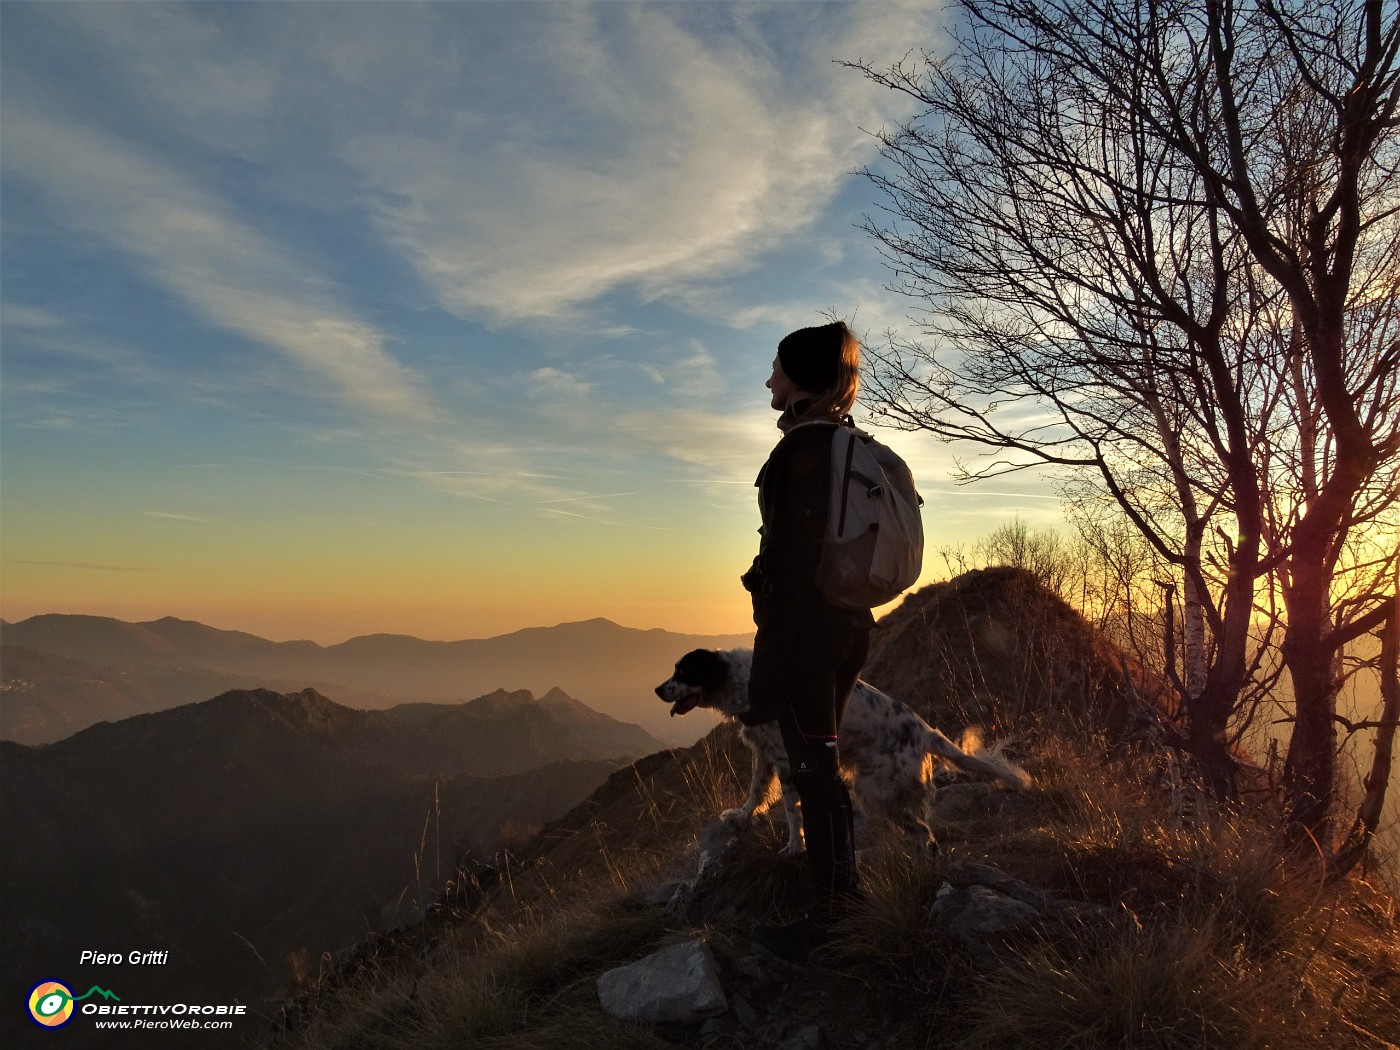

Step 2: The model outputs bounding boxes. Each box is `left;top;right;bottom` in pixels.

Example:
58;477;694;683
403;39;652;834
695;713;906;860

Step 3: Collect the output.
1;0;1062;642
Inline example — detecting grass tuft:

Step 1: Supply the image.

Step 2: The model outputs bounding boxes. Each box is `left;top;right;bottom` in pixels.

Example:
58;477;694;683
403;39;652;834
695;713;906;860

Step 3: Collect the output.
954;923;1261;1050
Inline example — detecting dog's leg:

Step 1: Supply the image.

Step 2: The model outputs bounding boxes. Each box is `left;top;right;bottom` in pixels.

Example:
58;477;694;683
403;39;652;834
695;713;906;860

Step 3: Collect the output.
901;813;937;855
721;751;775;830
887;783;936;854
867;765;937;856
907;824;936;855
774;772;804;857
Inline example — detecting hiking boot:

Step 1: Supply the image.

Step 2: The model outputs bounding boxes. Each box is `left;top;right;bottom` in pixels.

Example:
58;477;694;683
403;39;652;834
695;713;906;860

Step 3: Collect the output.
751;910;834;963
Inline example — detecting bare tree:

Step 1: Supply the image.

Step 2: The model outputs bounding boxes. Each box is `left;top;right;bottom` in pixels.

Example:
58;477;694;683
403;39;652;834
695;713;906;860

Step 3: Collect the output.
851;0;1399;846
979;516;1072;592
1200;0;1400;844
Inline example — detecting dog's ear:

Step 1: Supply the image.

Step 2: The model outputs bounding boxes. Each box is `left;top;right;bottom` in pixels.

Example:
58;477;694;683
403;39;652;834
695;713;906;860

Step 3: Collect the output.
674;648;728;691
671;648;707;681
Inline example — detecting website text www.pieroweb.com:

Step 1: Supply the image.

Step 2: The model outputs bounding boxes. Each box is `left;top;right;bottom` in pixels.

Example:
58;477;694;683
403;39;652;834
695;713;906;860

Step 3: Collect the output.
27;952;247;1035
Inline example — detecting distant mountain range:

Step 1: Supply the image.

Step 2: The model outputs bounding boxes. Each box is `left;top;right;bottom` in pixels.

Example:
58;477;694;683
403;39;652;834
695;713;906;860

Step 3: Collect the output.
0;643;395;745
1;613;753;744
1;685;664;1041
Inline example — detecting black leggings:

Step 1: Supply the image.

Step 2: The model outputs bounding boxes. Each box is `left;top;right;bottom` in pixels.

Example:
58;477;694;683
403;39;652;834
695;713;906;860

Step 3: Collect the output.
771;626;870;907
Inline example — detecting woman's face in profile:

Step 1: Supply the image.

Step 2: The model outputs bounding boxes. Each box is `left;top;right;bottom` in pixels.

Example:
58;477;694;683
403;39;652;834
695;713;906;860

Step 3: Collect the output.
766;356;798;411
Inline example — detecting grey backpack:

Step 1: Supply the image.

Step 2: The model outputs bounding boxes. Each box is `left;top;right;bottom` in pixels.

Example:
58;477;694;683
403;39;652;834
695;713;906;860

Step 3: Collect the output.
797;420;925;609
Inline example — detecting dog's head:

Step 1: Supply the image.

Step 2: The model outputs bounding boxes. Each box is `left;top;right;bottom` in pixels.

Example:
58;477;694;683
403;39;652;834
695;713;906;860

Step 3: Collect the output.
654;648;736;718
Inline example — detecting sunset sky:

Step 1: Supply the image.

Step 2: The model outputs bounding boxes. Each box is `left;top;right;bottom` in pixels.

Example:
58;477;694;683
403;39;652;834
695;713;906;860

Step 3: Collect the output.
1;0;1063;643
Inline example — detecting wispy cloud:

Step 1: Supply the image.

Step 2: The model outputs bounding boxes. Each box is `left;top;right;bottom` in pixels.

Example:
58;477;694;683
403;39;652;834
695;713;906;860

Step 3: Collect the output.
612;406;777;496
405;443;583;504
533;492;639;505
539;506;671;531
642;342;724;401
1;106;439;423
0;2;979;639
347;3;931;326
326;467;401;483
1;303;64;329
530;367;594;401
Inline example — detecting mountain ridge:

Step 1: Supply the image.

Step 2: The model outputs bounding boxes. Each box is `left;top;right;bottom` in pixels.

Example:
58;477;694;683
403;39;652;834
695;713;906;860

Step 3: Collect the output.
4;611;734;653
0;643;398;745
5;682;663;776
1;613;754;744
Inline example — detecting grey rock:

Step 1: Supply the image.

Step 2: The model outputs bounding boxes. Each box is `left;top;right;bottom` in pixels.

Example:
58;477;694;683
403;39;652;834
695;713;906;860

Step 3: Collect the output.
929;860;1122;966
944;858;1053;907
644;880;689;908
946;884;1041;937
701;1016;734;1038
596;940;728;1024
667;818;745;920
731;953;771;983
731;994;760;1029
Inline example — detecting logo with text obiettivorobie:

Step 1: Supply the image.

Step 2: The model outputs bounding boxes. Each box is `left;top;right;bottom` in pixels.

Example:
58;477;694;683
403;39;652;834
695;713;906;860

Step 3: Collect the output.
27;981;119;1029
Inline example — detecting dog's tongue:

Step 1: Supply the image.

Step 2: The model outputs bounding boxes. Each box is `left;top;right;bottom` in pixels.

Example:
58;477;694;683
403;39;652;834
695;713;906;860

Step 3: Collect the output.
670;696;699;718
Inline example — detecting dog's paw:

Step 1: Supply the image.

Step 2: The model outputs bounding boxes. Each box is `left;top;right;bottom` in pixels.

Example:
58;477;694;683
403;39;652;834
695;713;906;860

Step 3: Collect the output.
720;808;753;829
778;841;804;858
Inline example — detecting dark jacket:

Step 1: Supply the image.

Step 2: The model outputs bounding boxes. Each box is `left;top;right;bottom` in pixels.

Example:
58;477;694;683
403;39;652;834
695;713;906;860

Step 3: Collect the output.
741;404;874;725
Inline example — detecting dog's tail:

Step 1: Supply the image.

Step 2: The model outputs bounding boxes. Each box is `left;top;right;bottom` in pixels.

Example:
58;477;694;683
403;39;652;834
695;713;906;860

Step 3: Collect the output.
926;726;1033;790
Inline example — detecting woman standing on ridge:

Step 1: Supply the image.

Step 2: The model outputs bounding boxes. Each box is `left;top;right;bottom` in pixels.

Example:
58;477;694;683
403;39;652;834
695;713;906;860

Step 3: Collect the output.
740;320;873;961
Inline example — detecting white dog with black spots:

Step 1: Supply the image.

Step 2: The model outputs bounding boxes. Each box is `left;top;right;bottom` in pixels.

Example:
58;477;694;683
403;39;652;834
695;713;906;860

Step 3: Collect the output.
656;648;1032;855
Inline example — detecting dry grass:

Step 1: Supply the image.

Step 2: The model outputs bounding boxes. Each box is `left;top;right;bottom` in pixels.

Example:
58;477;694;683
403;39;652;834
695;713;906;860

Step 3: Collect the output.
947;900;1400;1050
271;714;1398;1050
267;731;752;1050
271;885;676;1050
953;923;1268;1050
269;727;1399;1050
816;728;1400;1050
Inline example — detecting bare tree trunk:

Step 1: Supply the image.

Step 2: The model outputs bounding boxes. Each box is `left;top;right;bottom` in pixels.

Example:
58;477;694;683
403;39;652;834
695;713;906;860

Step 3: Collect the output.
1282;547;1343;844
1191;552;1254;803
1182;569;1208;705
1328;565;1399;880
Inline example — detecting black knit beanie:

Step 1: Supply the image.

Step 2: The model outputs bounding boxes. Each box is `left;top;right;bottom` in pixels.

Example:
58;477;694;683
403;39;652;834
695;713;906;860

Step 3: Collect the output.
777;321;845;393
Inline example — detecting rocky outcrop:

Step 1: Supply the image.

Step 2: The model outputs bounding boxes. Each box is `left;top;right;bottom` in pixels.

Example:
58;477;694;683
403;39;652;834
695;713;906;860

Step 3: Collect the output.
930;857;1121;966
596;940;728;1023
864;567;1178;743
